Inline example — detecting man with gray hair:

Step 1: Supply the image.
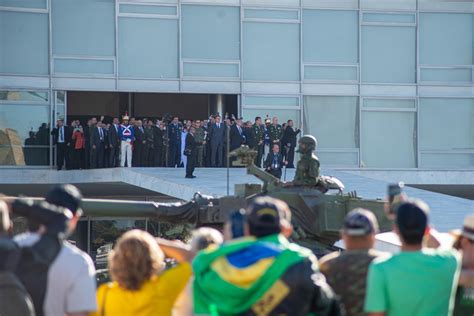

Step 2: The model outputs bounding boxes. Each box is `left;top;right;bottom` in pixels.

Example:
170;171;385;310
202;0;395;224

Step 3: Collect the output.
319;208;388;316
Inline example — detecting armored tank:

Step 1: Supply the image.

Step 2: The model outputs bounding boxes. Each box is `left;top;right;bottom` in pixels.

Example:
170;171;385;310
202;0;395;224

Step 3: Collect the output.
8;136;391;256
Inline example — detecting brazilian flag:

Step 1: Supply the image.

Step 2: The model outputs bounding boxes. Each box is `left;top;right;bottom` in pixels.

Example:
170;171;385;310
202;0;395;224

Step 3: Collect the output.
193;234;312;315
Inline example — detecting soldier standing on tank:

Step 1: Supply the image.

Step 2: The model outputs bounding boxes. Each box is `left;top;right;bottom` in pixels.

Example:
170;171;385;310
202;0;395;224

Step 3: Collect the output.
194;120;206;167
293;135;320;186
168;116;182;168
268;116;283;149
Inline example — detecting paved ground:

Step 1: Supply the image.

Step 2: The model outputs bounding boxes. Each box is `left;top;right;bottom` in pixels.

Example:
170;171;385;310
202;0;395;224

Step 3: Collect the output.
2;167;472;232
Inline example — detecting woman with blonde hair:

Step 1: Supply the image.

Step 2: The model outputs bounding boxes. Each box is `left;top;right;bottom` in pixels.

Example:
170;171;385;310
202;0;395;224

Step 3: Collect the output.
92;229;192;316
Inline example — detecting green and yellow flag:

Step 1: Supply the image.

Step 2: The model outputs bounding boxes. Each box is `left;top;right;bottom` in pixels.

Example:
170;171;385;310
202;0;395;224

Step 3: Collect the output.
192;235;312;315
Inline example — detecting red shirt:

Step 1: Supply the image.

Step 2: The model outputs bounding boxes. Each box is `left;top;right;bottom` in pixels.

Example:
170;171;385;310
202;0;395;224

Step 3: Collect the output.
73;130;85;149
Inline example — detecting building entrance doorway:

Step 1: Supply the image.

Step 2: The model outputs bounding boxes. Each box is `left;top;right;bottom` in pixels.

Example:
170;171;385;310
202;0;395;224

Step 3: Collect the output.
66;91;238;125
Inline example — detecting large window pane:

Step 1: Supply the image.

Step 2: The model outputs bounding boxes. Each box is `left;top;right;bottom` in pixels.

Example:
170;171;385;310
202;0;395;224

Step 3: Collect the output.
0;11;49;75
243;22;300;81
0;0;47;9
0;146;49;166
361;111;416;168
0;91;48;102
420;13;474;65
245;96;299;107
182;5;240;60
419;98;474;151
362;25;415;83
0;104;50;146
303;96;358;148
118;17;178;78
303;10;358;63
52;0;115;56
242;108;300;127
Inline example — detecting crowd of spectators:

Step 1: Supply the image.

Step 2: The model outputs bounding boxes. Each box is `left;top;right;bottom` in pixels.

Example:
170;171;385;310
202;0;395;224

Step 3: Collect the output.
0;184;472;316
51;114;301;179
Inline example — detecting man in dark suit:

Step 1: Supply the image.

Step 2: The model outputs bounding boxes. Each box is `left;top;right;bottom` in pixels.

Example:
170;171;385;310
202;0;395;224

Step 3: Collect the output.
144;120;154;167
230;118;245;151
51;119;72;170
108;117;121;168
185;126;197;178
281;119;301;168
153;120;165;167
90;121;106;168
264;143;287;179
209;115;226;167
133;120;146;167
83;118;93;169
168;116;182;167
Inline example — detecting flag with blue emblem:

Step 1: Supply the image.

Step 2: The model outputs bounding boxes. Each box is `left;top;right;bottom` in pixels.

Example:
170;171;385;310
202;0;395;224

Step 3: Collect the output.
192;235;309;315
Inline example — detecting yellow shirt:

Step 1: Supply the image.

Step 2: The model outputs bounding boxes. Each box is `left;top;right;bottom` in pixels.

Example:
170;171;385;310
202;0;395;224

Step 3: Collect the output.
91;262;192;316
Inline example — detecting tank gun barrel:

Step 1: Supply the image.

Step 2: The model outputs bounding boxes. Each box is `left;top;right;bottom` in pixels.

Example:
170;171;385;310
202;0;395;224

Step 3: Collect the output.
4;193;243;226
5;197;200;224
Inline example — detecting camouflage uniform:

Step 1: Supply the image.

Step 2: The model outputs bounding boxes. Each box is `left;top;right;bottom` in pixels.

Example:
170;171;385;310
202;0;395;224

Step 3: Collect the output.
252;123;264;167
293;135;320;186
268;124;283;147
194;127;206;167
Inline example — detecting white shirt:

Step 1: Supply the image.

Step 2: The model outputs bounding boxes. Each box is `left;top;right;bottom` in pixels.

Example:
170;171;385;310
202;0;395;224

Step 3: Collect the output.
14;232;97;315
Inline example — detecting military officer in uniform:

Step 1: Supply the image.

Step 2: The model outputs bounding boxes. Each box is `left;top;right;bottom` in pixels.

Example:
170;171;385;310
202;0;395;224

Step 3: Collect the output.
292;135;320;186
194;120;206;167
168;116;182;167
268;116;283;148
250;117;264;167
119;115;134;168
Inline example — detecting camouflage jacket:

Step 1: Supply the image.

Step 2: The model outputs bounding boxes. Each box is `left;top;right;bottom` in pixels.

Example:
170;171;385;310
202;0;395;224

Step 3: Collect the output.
252;124;264;145
194;127;206;145
269;124;283;143
293;154;320;186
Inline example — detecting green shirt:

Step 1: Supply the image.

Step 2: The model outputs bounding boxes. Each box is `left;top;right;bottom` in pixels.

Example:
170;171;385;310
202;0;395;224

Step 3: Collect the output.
364;249;460;316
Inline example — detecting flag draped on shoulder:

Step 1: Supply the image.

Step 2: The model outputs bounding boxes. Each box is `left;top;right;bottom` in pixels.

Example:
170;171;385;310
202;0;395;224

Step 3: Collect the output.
192;235;311;315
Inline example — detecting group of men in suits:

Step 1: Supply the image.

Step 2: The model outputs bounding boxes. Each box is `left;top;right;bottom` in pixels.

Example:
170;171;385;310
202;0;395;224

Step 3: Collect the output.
51;114;301;180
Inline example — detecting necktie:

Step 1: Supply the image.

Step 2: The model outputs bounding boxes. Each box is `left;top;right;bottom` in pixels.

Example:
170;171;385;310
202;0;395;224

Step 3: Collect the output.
99;128;103;140
59;127;63;143
115;124;118;133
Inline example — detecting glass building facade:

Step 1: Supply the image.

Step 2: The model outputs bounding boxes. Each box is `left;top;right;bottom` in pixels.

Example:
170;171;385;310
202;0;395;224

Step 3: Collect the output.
1;0;474;169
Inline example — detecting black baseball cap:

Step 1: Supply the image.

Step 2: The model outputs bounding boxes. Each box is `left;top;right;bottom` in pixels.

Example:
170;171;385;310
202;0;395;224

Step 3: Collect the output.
45;184;83;216
246;196;291;238
343;208;379;236
396;199;429;244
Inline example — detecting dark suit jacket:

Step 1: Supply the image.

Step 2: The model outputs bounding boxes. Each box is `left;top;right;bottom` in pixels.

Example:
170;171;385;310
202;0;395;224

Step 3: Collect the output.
244;127;256;147
108;124;121;148
185;133;197;154
51;126;72;145
91;127;106;147
282;127;301;147
209;123;225;145
134;126;146;146
264;152;284;170
230;125;245;150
